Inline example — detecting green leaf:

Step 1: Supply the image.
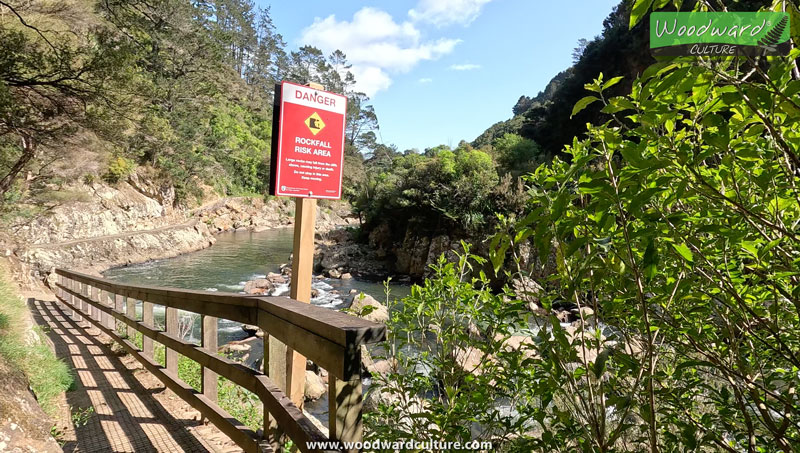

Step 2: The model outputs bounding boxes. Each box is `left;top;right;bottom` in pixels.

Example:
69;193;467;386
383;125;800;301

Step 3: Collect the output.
643;239;658;280
602;76;624;91
629;187;662;213
551;192;569;218
592;349;610;379
672;243;694;263
630;0;654;29
571;96;599;118
741;241;759;258
565;236;590;258
601;96;637;114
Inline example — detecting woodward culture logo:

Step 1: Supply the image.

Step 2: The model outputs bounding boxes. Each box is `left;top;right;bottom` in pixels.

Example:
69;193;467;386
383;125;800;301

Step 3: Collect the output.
650;12;791;56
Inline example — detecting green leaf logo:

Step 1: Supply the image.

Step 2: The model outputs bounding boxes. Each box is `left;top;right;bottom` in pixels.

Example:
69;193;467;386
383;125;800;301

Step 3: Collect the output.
757;15;789;51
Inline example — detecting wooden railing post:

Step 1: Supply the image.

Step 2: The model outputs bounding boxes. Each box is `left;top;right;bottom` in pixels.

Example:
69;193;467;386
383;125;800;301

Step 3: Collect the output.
85;283;92;321
97;288;104;325
89;285;98;322
126;296;136;339
97;288;104;324
114;294;124;335
201;315;218;402
103;290;115;331
165;307;178;374
329;350;363;453
81;283;89;321
263;331;280;450
68;278;78;322
57;275;65;310
142;300;154;357
76;281;83;319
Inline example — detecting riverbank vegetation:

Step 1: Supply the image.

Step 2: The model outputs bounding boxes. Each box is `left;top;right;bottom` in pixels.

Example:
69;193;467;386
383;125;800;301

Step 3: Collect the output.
366;1;800;451
0;0;380;212
0;262;72;415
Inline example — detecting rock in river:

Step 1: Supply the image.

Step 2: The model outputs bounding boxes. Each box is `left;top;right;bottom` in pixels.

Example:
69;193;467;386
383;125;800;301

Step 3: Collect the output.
304;370;326;401
347;293;389;324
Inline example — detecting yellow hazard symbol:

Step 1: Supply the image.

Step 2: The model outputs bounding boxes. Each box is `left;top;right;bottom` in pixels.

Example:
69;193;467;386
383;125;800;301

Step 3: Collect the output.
304;112;325;135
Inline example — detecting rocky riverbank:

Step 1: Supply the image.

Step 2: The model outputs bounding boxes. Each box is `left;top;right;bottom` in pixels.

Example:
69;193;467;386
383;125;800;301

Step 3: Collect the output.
314;224;466;281
6;178;356;282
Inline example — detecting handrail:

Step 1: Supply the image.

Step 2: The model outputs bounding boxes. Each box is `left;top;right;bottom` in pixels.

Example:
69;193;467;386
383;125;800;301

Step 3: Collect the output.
52;268;385;453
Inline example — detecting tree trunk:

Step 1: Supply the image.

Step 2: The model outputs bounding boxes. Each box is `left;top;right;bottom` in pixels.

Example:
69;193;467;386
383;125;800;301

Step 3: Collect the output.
0;135;36;199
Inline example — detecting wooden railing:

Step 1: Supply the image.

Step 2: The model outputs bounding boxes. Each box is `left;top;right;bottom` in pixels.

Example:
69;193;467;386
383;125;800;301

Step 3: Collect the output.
52;268;386;453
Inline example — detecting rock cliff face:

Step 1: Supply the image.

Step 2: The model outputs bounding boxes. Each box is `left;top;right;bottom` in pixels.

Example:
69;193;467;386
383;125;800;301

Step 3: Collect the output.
195;197;356;234
14;183;181;246
11;180;357;281
12;181;209;279
21;221;216;278
314;229;395;281
316;225;465;280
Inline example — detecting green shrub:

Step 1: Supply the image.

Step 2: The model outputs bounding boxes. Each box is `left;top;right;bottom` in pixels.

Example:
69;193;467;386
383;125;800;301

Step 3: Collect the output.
103;156;136;184
366;247;532;450
368;8;800;450
484;55;800;452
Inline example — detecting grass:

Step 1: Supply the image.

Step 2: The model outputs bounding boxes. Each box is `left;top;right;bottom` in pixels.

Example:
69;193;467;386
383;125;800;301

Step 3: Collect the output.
0;262;74;416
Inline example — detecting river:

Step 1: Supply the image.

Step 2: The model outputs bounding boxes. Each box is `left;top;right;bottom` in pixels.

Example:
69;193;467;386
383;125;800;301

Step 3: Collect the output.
103;227;412;424
103;227;410;345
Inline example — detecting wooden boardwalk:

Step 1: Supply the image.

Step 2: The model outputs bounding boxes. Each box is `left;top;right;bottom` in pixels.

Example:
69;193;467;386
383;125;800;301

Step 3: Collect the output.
31;298;233;453
46;268;385;453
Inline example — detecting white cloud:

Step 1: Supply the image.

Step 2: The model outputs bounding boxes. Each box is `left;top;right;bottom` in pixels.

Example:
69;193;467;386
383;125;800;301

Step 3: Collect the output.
300;7;460;96
351;66;394;96
409;0;493;27
449;63;481;71
418;78;433;83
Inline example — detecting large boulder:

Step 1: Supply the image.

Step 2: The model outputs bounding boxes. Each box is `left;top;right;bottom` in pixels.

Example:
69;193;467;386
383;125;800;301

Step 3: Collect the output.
243;278;273;295
241;324;259;337
218;337;262;369
212;215;234;232
304;370;326;401
348;293;389;324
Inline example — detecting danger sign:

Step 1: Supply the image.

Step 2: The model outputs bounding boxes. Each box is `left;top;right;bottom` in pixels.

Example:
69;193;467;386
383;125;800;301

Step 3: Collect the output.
269;81;347;199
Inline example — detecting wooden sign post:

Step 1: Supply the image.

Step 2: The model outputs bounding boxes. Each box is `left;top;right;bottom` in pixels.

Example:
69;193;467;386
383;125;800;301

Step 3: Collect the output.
268;81;346;412
286;195;316;406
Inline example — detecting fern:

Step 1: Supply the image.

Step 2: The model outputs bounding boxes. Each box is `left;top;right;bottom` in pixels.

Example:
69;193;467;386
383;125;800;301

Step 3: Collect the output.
757;15;788;48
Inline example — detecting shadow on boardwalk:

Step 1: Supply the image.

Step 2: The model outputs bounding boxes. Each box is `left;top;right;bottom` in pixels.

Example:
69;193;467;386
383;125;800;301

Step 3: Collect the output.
30;298;217;453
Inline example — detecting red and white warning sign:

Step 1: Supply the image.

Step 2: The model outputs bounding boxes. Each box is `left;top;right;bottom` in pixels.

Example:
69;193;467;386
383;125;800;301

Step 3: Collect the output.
269;81;347;199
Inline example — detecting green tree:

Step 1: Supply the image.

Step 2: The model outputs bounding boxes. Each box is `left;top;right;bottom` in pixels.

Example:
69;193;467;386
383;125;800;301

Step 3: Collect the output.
0;0;129;200
492;133;543;176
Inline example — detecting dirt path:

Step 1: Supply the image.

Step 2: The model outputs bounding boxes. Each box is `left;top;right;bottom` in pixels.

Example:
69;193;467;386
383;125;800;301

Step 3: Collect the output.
26;219;200;250
30;297;243;453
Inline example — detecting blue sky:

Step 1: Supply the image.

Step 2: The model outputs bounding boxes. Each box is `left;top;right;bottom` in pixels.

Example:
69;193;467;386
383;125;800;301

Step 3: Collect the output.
263;1;620;152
